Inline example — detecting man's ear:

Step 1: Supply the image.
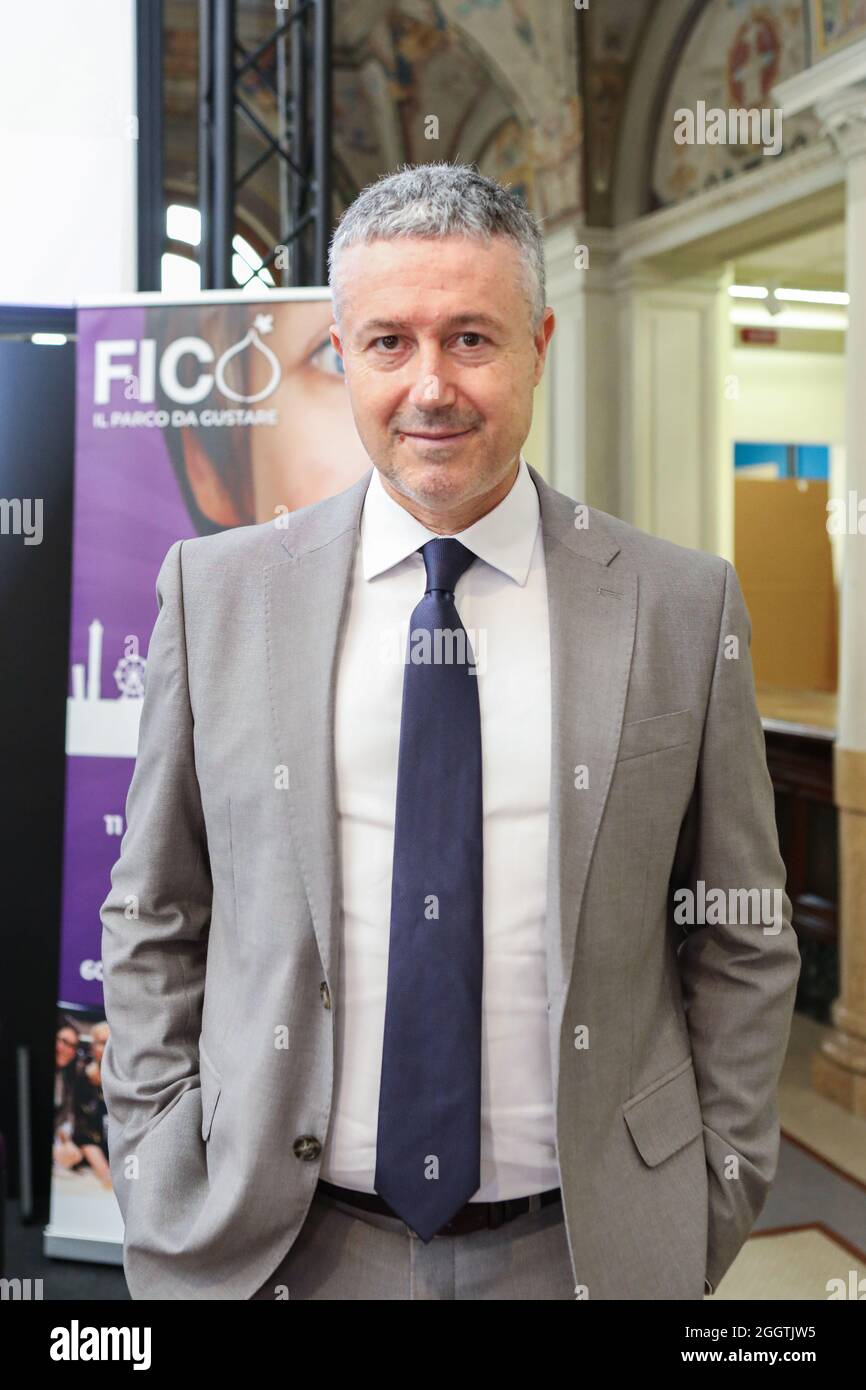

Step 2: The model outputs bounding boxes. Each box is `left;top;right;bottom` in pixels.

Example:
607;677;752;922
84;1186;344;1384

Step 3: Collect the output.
180;428;245;526
329;322;346;376
534;307;556;385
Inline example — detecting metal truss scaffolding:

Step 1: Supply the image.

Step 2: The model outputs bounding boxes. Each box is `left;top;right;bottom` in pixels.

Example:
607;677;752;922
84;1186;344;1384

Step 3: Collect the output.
198;0;332;290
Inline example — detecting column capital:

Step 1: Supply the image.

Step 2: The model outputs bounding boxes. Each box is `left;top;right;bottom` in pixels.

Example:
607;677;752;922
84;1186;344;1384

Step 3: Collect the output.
816;82;866;162
609;257;731;298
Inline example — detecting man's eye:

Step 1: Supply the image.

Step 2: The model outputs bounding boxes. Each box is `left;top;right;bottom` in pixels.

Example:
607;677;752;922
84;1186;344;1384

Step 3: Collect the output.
374;335;401;351
308;340;345;377
458;333;485;347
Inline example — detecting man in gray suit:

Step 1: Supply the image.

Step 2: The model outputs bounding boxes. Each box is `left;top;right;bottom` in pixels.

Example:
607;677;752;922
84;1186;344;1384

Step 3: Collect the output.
100;162;800;1301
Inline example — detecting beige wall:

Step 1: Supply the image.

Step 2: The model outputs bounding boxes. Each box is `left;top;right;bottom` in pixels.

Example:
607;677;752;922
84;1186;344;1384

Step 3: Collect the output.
730;347;845;444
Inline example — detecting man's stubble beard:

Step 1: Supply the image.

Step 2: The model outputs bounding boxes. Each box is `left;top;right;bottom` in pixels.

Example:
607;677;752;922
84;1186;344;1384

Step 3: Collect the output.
375;435;511;510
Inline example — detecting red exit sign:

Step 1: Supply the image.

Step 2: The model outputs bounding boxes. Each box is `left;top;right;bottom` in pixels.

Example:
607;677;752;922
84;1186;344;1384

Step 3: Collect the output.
740;327;778;345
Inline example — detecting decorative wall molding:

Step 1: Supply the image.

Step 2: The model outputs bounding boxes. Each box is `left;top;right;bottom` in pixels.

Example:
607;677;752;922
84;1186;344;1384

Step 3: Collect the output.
546;134;842;286
817;85;866;163
615;139;843;264
775;36;866;115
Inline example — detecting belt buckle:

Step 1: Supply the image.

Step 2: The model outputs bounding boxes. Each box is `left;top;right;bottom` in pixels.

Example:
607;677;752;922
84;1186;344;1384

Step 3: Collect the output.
490;1194;540;1229
487;1200;506;1231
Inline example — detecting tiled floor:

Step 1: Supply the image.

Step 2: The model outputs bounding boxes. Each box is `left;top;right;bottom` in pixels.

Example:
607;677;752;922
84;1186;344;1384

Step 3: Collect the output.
710;1012;866;1299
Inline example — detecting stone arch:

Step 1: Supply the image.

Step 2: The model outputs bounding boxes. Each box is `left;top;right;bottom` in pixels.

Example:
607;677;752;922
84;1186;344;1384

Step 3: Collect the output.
612;0;711;224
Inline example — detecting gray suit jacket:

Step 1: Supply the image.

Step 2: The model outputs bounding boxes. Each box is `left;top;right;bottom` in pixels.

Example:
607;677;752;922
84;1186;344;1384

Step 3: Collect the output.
100;462;801;1300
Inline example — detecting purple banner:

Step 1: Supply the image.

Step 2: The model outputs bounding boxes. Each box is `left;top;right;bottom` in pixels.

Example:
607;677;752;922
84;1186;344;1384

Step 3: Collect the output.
58;292;370;1007
49;291;371;1252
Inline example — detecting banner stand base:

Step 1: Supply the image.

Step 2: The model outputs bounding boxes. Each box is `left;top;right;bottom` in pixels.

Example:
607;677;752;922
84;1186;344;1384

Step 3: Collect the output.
42;1227;124;1266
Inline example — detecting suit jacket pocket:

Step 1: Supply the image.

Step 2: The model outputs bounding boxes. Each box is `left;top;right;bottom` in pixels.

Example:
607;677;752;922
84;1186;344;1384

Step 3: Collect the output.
617;708;693;763
199;1043;222;1143
623;1055;703;1166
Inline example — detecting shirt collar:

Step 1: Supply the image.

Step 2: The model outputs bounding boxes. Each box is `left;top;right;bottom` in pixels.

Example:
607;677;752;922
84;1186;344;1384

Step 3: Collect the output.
361;452;539;587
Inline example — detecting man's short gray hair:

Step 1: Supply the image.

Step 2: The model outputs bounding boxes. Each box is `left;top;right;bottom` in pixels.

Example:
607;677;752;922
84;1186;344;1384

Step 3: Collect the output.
328;162;546;331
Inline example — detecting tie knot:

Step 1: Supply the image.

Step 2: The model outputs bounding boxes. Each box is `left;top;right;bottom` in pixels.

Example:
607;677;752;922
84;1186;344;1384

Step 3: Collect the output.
419;536;476;596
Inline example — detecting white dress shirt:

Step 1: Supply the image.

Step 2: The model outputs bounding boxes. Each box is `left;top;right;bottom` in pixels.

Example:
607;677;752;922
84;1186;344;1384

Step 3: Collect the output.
322;453;558;1200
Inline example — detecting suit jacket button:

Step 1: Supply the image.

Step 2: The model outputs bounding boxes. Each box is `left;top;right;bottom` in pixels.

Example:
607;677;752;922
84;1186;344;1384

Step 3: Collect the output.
320;981;331;1009
294;1135;321;1161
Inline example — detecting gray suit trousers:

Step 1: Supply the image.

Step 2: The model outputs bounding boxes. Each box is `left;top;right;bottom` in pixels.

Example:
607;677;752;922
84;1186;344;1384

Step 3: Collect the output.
249;1189;577;1300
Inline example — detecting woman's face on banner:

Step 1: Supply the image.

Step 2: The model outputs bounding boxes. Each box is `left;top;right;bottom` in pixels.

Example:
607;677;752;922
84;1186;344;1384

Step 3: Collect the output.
247;299;372;518
180;298;372;525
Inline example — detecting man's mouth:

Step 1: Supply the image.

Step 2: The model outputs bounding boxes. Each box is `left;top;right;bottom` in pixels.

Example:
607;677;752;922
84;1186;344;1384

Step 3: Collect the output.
399;427;475;442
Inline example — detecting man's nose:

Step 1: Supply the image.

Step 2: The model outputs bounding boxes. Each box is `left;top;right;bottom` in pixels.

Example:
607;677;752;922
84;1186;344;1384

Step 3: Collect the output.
406;348;457;409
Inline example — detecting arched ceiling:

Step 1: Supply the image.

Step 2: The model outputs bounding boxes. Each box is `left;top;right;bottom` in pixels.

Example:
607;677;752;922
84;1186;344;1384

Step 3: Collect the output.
161;0;866;258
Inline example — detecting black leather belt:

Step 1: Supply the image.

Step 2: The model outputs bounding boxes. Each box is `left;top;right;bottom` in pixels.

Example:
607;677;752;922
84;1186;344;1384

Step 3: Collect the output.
316;1179;562;1235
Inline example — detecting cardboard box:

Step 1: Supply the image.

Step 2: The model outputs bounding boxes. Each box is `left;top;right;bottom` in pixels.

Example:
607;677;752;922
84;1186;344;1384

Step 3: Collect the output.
734;478;837;692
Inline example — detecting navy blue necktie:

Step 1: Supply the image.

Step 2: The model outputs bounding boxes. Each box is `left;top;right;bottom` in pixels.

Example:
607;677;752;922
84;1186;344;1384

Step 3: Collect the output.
374;536;483;1241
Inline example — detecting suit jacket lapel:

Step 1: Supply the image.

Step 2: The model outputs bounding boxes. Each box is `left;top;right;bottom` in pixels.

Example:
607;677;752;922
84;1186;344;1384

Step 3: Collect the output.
263;462;638;1075
263;469;371;988
528;464;637;1093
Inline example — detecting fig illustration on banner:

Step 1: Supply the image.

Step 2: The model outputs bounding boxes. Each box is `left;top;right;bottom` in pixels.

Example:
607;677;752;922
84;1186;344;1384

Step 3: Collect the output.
214;312;281;404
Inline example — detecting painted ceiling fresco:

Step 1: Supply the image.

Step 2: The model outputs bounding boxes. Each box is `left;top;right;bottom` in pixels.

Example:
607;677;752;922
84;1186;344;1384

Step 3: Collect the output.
653;1;824;210
160;0;866;244
333;0;583;228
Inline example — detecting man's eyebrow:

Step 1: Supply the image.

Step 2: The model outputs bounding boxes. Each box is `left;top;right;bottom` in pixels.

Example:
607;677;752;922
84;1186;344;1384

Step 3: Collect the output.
355;312;505;337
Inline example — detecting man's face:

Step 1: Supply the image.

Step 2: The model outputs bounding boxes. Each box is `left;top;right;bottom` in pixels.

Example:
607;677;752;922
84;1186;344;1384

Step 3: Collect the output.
329;234;554;514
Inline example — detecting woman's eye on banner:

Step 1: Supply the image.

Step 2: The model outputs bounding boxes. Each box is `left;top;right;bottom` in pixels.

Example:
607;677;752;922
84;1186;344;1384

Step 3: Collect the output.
307;338;346;379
